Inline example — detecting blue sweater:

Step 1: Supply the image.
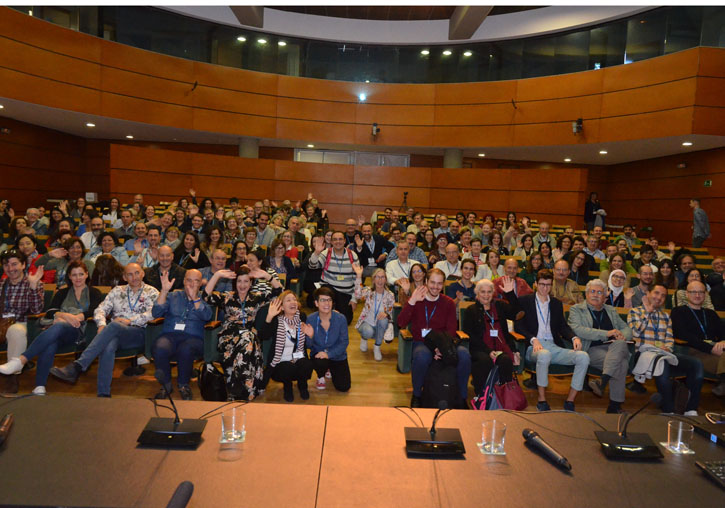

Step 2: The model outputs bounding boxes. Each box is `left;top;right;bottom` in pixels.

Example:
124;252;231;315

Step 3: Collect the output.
306;310;349;361
152;290;213;338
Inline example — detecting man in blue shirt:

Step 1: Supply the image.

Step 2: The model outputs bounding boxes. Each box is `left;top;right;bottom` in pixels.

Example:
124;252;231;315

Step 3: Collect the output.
151;268;212;400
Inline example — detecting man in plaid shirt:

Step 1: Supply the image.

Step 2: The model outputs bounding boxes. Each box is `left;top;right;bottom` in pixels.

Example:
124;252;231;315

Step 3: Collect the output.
627;284;703;415
0;249;45;393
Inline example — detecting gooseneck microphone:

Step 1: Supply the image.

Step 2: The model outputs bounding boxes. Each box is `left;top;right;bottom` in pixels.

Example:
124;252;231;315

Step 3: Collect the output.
0;413;14;447
619;393;662;437
429;401;448;439
154;370;180;425
522;428;572;471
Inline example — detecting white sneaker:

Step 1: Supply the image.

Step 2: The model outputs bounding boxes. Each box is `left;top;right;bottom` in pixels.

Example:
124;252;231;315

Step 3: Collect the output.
373;345;382;362
324;369;331;379
360;338;368;352
32;386;46;396
684;410;699;417
316;377;326;390
0;357;23;375
136;356;151;366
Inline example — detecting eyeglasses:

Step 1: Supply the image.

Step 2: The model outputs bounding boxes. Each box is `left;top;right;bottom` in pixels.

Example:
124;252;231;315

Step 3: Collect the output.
611;275;626;281
686;290;706;295
317;297;333;303
587;289;604;295
537;282;552;287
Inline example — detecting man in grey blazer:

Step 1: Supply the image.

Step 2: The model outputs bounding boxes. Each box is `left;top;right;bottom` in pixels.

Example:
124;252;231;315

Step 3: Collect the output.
568;278;632;413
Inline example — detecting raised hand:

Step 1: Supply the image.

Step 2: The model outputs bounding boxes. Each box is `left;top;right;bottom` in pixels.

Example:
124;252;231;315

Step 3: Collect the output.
623;288;634;300
28;266;44;288
249;268;270;280
357;214;365;226
189;188;196;197
352;262;363;278
354;234;364;249
321;209;327;217
266;297;283;322
160;272;175;293
642;294;653;313
398;278;410;293
190;248;200;263
313;236;325;254
409;285;427;305
49;248;68;259
300;322;314;338
500;275;515;293
216;269;237;280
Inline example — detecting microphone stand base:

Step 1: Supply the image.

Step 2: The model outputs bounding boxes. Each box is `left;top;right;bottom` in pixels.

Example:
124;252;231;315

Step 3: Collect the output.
594;431;663;460
138;417;207;448
405;427;465;457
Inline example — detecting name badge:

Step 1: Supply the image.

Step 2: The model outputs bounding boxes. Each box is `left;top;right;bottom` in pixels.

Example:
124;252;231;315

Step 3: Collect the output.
336;275;345;281
421;328;431;337
2;313;14;319
174;323;186;331
490;329;499;337
293;351;304;360
368;257;376;265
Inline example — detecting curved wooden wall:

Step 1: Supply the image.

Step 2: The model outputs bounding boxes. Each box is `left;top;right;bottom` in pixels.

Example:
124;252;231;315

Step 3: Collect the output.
0;7;723;149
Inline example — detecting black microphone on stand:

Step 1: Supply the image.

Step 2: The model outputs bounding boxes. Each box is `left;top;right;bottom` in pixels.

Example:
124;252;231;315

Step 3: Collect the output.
522;428;572;471
429;401;448;439
404;400;465;456
155;370;180;425
594;393;664;459
619;393;662;437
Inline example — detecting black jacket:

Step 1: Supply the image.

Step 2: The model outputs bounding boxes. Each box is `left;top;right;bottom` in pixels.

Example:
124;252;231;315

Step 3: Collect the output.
256;304;308;366
352;234;395;269
462;291;521;356
47;285;105;319
144;263;186;292
514;294;575;348
671;305;724;354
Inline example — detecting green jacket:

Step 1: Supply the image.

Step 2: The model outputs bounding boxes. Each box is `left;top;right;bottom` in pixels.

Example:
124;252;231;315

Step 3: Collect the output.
567;302;632;352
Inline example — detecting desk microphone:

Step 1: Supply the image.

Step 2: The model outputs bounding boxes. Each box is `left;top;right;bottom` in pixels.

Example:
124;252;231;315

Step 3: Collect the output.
619;393;662;437
0;413;13;447
522;428;572;471
593;393;664;459
429;401;448;439
165;480;194;508
155;370;180;425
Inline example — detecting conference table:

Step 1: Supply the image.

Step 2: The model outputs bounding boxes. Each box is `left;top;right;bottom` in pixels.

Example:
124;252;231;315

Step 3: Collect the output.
0;396;722;507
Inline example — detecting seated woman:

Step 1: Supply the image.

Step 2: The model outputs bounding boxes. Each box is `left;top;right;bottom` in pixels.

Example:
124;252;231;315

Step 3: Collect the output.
46;215;73;250
484;230;509;256
599;252;635;284
457;227;473;254
85;231;131;266
553;235;573;262
353;266;394;361
141;205;161;227
539;242;555;270
513;233;535;260
257;291;315;402
266;238;297;288
655;258;678;290
419;229;436;254
477;250;504;281
228;240;248;272
223;217;243;245
0;261;103;395
398;268;471;408
307;286;352;390
397;262;426;306
446;259;477;304
428;234;449;266
12;233;46;278
615;238;633;262
632;244;660;273
462;277;521;409
674;268;714;309
462;237;486;267
606;269;633;308
173;231;210;270
280;230;300;268
246;248;283;298
519;253;543;287
204;267;273;400
243;227;259;253
7;217;28;247
37;237;95;288
163;226;182;251
201;226;228;259
568;249;590;286
89;254;124;287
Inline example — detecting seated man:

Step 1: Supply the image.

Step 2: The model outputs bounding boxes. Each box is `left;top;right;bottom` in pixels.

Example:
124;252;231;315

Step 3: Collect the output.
707;258;725;311
80;216;105;250
406;212;423;235
533;222;556;249
631;265;655;308
353;222;394;279
188;214;207;243
343;218;361;247
627;284;703;415
433;243;461;279
616;224;638;251
386;231;428;265
632;244;660;273
25;208;48;236
114;209;136;241
433;215;450;238
494;257;533;299
255;212;276;249
671;280;725;396
569;279;632;413
50;263;160;397
448;220;461;244
584;234;605;260
551;259;583;305
385;241;420;288
398;268;470;408
380;209;401;234
200;249;233;293
515;269;589;411
151;269;212;400
144;245;186;292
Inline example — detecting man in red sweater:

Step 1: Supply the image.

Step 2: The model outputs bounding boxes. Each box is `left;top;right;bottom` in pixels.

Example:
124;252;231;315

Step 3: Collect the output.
398;268;471;408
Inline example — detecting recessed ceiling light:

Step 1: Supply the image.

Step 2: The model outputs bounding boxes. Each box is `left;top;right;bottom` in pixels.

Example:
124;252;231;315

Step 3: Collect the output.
682;141;693;146
463;51;472;57
278;41;286;47
478;153;485;157
365;80;370;83
564;158;572;162
599;150;608;155
420;50;430;55
126;135;134;139
86;122;95;128
307;144;314;148
442;50;452;56
0;104;4;109
358;93;367;102
257;38;267;44
237;36;246;42
28;9;33;16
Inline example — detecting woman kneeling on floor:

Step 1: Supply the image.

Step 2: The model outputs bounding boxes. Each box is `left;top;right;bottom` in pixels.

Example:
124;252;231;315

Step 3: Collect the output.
307;286;351;392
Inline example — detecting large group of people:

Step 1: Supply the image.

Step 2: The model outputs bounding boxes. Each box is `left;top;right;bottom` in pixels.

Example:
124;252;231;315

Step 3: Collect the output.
0;192;722;417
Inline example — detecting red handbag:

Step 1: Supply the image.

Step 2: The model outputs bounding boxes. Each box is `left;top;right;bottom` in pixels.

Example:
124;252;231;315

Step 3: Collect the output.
493;376;527;410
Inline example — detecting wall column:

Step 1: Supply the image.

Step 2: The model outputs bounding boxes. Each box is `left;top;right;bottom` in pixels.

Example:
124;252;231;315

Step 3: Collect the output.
239;137;259;158
443;148;463;168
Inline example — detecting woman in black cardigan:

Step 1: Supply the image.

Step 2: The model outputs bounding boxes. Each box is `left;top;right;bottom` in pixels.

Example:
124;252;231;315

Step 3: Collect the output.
265;238;297;289
256;290;314;402
0;260;104;395
461;276;522;405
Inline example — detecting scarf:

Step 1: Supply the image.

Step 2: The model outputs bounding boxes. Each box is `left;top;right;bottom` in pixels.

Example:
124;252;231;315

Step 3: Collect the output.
270;311;302;367
608;269;625;300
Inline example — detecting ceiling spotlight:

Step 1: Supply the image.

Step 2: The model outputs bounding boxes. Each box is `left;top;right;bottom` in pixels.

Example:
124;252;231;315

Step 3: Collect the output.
463;51;472;57
278;41;287;47
599;150;608;155
682;141;693;146
442;50;452;56
365;80;370;83
257;38;267;44
564;158;572;162
237;36;246;42
126;135;134;139
86;122;95;128
420;50;430;55
307;144;314;148
0;104;4;109
478;153;486;157
358;93;367;102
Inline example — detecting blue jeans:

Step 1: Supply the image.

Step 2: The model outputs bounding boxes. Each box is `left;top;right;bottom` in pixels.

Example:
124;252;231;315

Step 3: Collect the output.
23;322;79;387
76;322;145;396
654;353;704;413
152;331;203;387
357;318;389;346
411;341;471;400
526;341;590;391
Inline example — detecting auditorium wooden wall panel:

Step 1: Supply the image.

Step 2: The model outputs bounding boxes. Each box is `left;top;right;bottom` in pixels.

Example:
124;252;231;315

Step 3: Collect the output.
194;154;274;179
276;75;357;102
353;166;431;188
428;189;509;211
100;39;196;83
319;204;353;225
509;191;584;216
274;182;353;205
513;122;599;147
601;48;699;92
355;104;434;126
698;48;725;78
276;96;356;123
434;80;518;105
0;68;101;115
429;168;512;190
693;106;725;135
192;176;276;200
100;93;194;130
515;70;603;101
2;143;83;173
275;161;354;185
432;125;514;147
193;109;277;139
276;118;356;145
598;108;695;142
352;186;430;209
193;86;277;119
99;67;194;108
193;62;279;96
362;83;436;105
110;144;194;174
353;125;434;147
0;166;85;192
600;79;697;118
695;78;725;108
433;103;516;126
514;95;603;124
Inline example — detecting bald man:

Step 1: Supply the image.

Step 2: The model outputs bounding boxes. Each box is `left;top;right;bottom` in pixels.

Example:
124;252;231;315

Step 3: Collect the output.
144;245;186;292
51;263;160;397
494;257;533;299
151;269;212;400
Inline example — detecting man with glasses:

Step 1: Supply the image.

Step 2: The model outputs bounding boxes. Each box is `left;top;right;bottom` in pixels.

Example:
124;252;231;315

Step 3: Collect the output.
569;279;632;413
671;280;725;397
515;269;589;411
551;259;583;305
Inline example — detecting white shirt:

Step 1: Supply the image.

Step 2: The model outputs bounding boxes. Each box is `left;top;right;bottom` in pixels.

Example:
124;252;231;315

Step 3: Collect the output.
533;293;554;343
434;260;461;279
386;258;420;286
474;264;504;282
80;231;99;250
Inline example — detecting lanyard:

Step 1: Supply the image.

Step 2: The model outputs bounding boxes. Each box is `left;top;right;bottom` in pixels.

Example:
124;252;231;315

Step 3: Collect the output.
484;308;496;328
333;251;345;273
366;239;375;253
316;318;330;346
649;311;660;337
398;260;410;278
589;308;604;329
286;322;302;348
535;297;550;329
127;287;143;312
373;292;383;318
424;302;438;329
689;306;708;338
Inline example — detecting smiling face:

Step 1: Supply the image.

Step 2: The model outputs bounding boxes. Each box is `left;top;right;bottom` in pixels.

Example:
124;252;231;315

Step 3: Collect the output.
281;292;299;315
236;273;251;296
426;272;444;298
101;235;115;253
475;281;494;306
183;234;196;251
411;264;425;283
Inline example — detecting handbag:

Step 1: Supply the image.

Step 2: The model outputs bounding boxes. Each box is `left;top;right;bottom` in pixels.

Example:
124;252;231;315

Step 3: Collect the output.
493;374;527;411
0;282;16;345
474;365;502;411
198;362;227;401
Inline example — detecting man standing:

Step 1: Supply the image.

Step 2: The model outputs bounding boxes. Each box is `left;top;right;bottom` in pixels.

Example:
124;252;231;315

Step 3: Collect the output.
51;263;159;397
569;279;632;413
690;198;710;248
353;222;393;280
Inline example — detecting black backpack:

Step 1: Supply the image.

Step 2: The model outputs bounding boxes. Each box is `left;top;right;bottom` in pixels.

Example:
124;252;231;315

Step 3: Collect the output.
422;360;458;409
198;362;227;401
